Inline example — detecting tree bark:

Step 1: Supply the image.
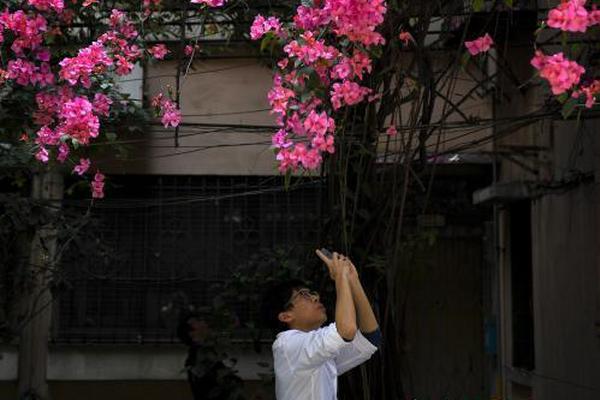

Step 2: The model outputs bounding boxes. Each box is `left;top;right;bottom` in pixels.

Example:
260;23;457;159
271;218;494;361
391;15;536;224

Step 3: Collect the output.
18;171;64;400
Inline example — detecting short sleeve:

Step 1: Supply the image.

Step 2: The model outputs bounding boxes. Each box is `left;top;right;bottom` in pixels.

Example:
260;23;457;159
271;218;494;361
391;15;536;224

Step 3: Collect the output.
334;329;378;375
277;323;349;373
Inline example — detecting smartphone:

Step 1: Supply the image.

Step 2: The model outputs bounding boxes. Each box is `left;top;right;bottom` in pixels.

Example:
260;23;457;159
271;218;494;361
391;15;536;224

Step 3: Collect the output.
319;248;333;260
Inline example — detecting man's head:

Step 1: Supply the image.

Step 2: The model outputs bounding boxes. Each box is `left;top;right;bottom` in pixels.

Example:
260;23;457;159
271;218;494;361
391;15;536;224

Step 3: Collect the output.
176;311;210;346
262;279;327;332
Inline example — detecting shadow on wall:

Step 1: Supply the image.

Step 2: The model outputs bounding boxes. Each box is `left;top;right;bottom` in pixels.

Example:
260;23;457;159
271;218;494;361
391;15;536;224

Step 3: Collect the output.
0;380;273;400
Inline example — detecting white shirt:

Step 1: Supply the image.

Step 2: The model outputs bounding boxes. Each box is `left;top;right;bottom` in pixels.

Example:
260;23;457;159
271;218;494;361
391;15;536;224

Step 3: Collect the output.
272;323;378;400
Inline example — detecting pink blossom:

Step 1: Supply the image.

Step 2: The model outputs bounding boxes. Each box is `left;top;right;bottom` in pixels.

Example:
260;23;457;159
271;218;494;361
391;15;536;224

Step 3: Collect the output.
35;126;60;146
331;59;353;80
35;146;49;163
465;34;494;56
7;59;37;86
272;129;293;149
398;31;414;45
184;45;198;56
28;0;64;13
311;134;335;153
386;126;398;136
330;81;371;110
58;96;100;144
303;110;334;136
531;51;585;95
573;80;600;108
293;6;329;31
250;15;282;40
159;99;182;128
73;158;91;175
267;80;295;115
114;55;134;75
91;171;105;199
547;0;589;33
325;0;387;46
148;44;169;60
92;93;113;117
191;0;225;7
59;41;112;87
57;142;69;163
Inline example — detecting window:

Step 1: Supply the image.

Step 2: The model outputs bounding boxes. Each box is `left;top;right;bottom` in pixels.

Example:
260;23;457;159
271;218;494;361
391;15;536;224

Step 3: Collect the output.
54;176;324;343
509;200;534;370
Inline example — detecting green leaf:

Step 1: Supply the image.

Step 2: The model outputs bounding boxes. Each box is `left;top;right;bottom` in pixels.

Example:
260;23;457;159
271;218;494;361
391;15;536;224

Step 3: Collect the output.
504;0;513;8
561;98;578;119
472;0;484;12
461;52;471;67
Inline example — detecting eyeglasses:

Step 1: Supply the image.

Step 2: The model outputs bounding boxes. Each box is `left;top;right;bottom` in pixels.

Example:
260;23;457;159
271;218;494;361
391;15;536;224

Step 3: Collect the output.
284;288;320;309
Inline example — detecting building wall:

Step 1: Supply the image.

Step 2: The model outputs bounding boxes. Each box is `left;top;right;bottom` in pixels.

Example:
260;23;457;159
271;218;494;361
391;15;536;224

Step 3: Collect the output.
0;344;274;399
530;121;600;400
494;25;600;400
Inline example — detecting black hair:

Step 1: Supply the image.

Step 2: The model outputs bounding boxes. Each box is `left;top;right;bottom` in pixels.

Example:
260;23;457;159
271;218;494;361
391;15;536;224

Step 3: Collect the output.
260;279;308;331
176;310;197;346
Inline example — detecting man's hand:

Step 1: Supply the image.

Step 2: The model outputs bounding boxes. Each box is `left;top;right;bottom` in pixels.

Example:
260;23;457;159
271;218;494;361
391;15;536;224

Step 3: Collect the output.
315;249;352;281
316;250;379;334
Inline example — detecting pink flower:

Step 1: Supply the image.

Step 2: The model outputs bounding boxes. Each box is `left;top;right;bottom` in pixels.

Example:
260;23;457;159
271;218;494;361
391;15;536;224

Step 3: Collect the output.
57;142;69;163
272;129;293;149
311;134;335;153
73;158;91;175
465;33;494;56
573;80;600;108
250;15;282;40
114;55;134;75
190;0;225;7
92;93;113;116
159;99;182;127
398;31;414;46
28;0;64;13
148;44;169;60
530;51;585;95
91;171;105;199
330;81;371;110
386;126;398;136
35;146;49;163
35;126;60;146
184;44;199;56
303;110;334;136
58;96;100;144
547;0;589;33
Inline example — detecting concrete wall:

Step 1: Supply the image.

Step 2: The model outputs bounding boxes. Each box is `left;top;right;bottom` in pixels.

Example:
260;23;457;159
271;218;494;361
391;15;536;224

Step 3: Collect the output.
0;344;274;399
104;58;278;176
494;23;600;400
104;55;495;176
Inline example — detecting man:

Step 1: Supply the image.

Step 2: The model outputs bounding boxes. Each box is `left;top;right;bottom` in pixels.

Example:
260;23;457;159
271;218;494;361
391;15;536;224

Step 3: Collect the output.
176;311;245;400
262;250;382;400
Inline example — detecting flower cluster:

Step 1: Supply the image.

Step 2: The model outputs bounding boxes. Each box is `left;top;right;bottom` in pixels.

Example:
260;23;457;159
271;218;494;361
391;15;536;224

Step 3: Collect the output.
464;34;494;56
546;0;600;33
151;93;182;128
252;0;386;172
0;1;197;198
531;51;585;95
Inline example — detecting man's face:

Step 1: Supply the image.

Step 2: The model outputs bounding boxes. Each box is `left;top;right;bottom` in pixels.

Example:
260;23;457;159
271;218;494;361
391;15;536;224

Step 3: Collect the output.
280;288;327;330
188;317;209;344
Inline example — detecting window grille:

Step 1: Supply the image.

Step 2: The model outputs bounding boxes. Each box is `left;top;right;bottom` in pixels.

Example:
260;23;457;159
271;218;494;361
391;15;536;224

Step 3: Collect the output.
53;175;324;343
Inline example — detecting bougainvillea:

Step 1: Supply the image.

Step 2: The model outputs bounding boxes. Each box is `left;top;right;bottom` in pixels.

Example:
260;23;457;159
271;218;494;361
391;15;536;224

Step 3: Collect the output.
466;0;600;114
0;0;223;198
251;0;387;173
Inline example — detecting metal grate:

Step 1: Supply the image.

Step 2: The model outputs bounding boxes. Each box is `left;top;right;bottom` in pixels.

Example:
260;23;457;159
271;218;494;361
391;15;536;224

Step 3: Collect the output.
54;175;324;343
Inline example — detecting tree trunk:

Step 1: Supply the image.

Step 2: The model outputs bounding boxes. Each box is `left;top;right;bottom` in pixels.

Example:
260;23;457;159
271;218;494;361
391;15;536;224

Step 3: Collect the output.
18;171;64;400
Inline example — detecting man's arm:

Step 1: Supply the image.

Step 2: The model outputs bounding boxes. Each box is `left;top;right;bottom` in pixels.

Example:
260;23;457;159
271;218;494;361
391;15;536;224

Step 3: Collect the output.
316;250;357;341
347;261;379;334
